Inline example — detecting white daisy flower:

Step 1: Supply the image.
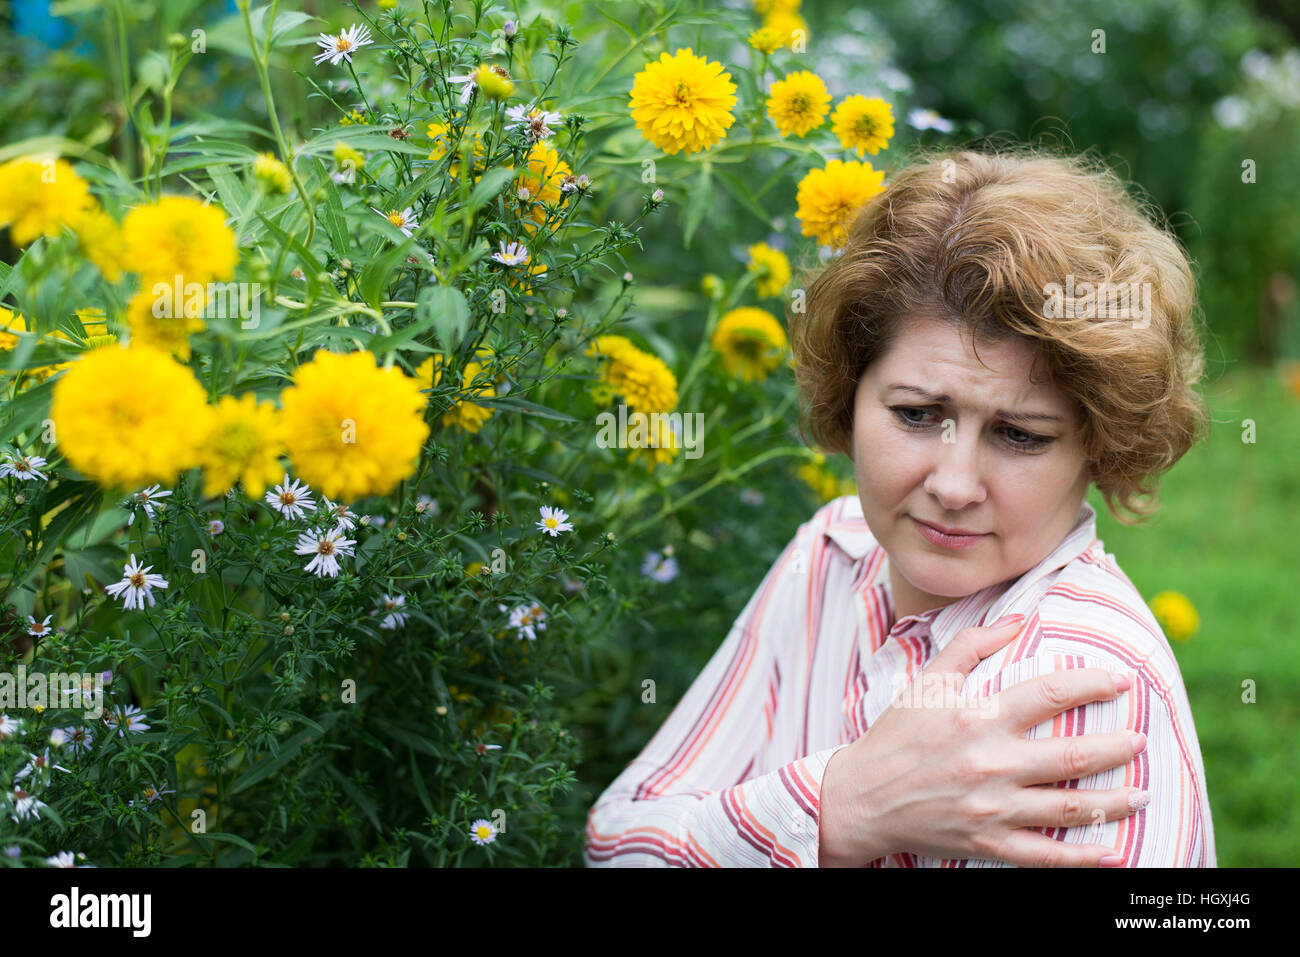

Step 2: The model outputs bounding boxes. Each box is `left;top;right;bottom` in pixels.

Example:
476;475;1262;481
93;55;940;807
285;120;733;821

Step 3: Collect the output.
129;782;176;807
320;497;359;531
313;23;374;67
447;71;480;104
208;519;225;536
373;206;418;238
535;505;573;537
26;614;52;637
491;240;530;267
293;525;358;578
126;484;172;527
45;851;77;868
0;714;20;740
469;818;498;845
104;554;169;611
15;749;69;781
376;593;409;629
505;103;563;143
266;473;317;520
472;742;502;755
0;450;48;481
61;726;92;757
560;172;590;194
9;787;47;823
103;704;149;737
640;551;679;583
48;728;67;747
505;602;547;641
906;107;954;133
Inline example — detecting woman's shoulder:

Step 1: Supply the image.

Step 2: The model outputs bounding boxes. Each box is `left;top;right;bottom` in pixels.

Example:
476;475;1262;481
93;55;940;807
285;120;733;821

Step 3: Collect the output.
995;543;1198;719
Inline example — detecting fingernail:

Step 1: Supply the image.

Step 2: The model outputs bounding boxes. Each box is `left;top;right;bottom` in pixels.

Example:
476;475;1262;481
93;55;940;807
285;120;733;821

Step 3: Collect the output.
1112;673;1130;693
1131;732;1147;754
992;614;1026;627
1128;791;1150;812
1099;855;1124;867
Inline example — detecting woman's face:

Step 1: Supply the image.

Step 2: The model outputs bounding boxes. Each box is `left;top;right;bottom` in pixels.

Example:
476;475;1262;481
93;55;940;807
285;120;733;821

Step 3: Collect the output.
851;315;1092;623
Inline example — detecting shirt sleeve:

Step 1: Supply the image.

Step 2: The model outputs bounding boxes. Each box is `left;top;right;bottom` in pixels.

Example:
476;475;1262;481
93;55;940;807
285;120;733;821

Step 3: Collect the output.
583;515;850;867
929;654;1216;868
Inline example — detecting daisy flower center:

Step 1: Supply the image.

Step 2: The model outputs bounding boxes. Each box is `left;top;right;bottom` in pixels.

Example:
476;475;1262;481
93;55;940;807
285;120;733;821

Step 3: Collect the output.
544;517;558;529
337;36;354;51
129;572;146;587
387;211;406;226
855;116;877;136
280;492;297;505
318;541;335;555
791;94;809;112
674;81;694;105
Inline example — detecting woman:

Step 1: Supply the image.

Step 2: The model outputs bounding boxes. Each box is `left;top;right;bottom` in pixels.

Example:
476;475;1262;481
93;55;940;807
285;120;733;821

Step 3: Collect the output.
583;146;1215;867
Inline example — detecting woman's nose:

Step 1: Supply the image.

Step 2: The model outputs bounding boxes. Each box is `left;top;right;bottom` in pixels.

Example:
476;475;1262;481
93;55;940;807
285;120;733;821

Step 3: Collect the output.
922;419;987;508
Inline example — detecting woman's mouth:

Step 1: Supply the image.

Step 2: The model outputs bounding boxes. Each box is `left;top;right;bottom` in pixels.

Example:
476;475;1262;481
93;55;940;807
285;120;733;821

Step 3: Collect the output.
911;516;989;549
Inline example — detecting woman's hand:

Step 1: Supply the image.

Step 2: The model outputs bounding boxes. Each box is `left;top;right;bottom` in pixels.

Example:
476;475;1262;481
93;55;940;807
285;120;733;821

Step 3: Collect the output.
818;615;1147;867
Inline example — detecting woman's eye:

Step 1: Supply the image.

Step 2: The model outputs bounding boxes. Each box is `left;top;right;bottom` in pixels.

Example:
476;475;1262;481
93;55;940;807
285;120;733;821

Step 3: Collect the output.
890;407;1051;452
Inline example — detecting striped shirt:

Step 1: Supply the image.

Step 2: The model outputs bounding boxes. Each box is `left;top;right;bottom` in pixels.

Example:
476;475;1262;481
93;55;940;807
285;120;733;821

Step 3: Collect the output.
584;494;1215;867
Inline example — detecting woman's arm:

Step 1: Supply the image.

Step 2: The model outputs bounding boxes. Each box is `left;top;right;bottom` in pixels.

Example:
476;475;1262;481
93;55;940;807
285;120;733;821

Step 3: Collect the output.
584;520;848;867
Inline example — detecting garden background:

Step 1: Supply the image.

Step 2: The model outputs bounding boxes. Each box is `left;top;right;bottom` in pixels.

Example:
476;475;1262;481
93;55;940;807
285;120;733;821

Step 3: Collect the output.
0;0;1296;866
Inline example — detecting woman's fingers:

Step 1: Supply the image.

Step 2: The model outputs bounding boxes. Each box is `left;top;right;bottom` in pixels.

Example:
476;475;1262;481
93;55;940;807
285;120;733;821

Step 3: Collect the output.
1005;784;1151;831
1007;730;1145;787
920;616;1027;696
977;829;1128;868
988;667;1130;734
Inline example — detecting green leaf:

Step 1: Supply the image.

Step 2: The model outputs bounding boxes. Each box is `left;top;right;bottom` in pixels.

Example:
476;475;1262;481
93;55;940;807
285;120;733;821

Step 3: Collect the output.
476;394;578;422
418;283;471;352
682;164;712;250
466;166;516;214
715;168;772;228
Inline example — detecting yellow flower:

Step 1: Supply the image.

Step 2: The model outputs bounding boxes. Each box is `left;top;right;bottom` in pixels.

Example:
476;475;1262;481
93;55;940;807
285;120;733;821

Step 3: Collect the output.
426;122;452;161
753;0;801;15
514;140;572;233
71;203;128;283
339;109;369;126
586;335;678;413
831;95;895;157
712;307;788;382
74;307;113;346
50;344;215;489
473;63;514;101
762;10;808;46
446;131;488;182
125;285;206;361
766;70;830;137
798;452;854;502
1149;590;1200;642
627;416;681;471
123;195;238;285
746;241;792;298
333;143;366;172
0;306;28;354
0;156;92;246
701;274;722;298
252;153;293;194
195;392;286;499
629;49;737;155
279;349;431;500
795;159;886;248
748;26;785;55
416;351;497;434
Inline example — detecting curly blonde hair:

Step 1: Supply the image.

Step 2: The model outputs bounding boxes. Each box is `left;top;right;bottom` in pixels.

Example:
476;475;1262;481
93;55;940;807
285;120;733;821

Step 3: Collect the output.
788;143;1211;525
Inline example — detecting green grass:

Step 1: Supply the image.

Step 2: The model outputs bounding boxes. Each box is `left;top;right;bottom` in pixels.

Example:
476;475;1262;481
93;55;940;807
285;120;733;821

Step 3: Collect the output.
1089;365;1300;866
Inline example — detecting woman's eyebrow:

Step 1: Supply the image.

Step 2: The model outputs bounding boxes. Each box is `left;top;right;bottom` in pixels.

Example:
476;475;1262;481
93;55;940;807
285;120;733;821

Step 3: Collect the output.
884;383;1066;424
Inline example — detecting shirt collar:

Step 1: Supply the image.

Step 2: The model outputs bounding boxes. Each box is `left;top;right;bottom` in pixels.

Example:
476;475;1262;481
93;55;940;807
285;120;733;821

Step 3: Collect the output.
823;497;1101;655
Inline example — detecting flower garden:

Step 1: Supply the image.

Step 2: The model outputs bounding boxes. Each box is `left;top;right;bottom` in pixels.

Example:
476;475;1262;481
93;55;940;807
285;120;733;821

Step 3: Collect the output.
1;0;1297;867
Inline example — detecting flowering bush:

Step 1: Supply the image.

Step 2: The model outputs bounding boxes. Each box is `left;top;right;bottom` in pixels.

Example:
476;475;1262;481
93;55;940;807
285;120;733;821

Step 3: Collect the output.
0;0;885;866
